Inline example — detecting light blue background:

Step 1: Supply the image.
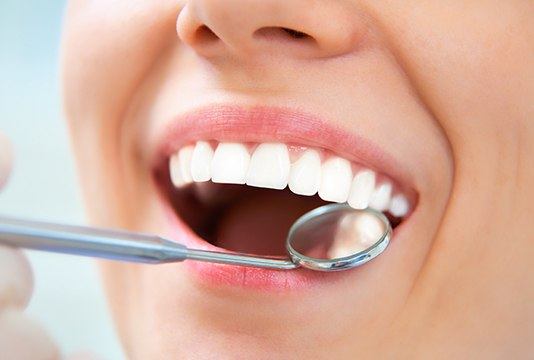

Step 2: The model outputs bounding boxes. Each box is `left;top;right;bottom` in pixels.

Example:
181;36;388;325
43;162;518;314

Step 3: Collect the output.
0;1;124;358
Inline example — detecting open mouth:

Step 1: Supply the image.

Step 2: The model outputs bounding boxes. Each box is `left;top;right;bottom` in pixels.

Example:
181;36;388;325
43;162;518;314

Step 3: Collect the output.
152;106;416;288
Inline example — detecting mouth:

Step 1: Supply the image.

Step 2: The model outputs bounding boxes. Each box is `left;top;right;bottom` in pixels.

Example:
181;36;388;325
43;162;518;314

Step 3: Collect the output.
152;105;417;290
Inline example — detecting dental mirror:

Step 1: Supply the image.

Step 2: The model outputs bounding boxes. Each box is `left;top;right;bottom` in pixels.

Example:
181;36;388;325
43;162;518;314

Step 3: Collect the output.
0;204;391;272
286;204;391;271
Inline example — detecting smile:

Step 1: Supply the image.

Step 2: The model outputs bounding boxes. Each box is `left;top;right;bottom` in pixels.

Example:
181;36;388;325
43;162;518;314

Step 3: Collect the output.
152;105;417;291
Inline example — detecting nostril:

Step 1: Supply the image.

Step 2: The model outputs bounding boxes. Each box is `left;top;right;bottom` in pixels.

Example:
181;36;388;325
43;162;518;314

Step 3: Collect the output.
194;25;219;43
254;27;316;44
281;28;310;40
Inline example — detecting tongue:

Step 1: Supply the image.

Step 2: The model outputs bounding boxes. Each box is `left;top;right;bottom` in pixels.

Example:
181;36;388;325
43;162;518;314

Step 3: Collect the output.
215;189;324;256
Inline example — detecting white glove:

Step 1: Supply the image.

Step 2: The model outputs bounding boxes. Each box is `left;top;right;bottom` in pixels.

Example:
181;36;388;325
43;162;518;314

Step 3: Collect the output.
0;133;59;360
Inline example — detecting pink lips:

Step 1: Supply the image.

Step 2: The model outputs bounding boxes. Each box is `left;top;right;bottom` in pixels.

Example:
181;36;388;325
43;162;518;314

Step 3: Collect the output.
152;105;413;291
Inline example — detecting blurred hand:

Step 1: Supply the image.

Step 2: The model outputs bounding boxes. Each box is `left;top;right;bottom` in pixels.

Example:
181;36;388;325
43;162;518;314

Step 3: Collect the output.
0;133;59;359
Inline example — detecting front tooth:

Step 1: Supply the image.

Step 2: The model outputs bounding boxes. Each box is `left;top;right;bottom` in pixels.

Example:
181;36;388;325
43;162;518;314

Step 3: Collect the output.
169;145;194;187
211;142;250;184
318;156;352;203
369;182;392;211
347;169;376;209
246;143;290;189
389;194;409;217
288;149;321;196
191;141;214;182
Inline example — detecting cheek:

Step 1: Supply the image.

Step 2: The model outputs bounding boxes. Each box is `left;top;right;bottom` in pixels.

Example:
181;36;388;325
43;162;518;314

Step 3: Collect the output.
61;1;181;224
61;1;179;127
369;1;531;138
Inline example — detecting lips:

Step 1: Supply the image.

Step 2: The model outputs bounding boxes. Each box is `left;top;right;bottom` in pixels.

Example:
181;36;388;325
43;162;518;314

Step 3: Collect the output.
151;105;417;290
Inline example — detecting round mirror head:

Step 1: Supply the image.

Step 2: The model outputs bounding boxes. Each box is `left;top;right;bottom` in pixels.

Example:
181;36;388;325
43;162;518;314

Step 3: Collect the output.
286;204;392;271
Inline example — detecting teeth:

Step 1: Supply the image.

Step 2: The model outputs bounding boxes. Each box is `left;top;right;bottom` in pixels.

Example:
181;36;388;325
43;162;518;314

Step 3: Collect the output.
347;169;376;209
389;194;410;217
246;143;290;190
191;141;214;182
169;145;194;187
318;156;352;203
211;142;250;184
369;182;392;211
288;149;321;196
168;141;411;218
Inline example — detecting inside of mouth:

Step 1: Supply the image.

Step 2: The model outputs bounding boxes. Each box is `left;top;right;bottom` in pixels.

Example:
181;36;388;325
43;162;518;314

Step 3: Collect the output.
163;180;402;257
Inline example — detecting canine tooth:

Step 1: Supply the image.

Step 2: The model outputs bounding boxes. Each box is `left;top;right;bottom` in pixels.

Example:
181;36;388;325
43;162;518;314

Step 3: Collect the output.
389;194;409;217
191;141;214;182
369;182;392;211
211;142;250;184
318;156;352;203
347;169;376;209
169;146;194;187
288;149;321;196
246;143;290;189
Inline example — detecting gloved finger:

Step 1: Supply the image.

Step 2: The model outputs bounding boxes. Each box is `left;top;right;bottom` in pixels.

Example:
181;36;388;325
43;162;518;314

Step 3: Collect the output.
0;132;12;188
0;308;60;360
0;246;33;310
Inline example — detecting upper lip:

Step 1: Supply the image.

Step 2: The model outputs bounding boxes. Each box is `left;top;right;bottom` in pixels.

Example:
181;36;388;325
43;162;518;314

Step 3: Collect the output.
150;104;417;290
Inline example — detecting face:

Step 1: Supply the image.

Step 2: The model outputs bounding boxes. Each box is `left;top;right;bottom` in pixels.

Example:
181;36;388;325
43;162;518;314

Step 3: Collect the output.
61;0;533;358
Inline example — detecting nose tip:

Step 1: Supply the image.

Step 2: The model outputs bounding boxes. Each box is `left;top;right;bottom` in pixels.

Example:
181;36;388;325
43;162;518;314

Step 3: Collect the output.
177;0;365;59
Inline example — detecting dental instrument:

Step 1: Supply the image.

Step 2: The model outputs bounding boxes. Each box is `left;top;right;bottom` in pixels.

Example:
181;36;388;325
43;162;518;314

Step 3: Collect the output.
0;204;391;272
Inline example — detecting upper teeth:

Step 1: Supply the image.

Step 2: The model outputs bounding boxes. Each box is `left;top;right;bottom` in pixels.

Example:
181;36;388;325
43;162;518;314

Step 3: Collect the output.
191;140;214;182
318;156;353;203
288;149;321;196
246;143;290;190
211;142;250;184
169;141;410;217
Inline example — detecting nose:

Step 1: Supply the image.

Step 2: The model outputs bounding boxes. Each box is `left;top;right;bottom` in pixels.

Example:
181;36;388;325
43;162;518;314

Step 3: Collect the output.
177;0;365;59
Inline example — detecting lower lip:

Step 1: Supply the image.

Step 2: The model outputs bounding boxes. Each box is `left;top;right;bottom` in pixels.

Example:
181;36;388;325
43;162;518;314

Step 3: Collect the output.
161;198;405;292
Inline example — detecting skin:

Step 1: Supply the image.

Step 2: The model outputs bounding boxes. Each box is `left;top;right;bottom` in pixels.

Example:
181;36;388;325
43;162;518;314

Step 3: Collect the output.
60;0;533;358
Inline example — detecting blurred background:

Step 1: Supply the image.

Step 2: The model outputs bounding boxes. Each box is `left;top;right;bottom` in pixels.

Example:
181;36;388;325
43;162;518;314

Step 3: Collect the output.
0;1;124;358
